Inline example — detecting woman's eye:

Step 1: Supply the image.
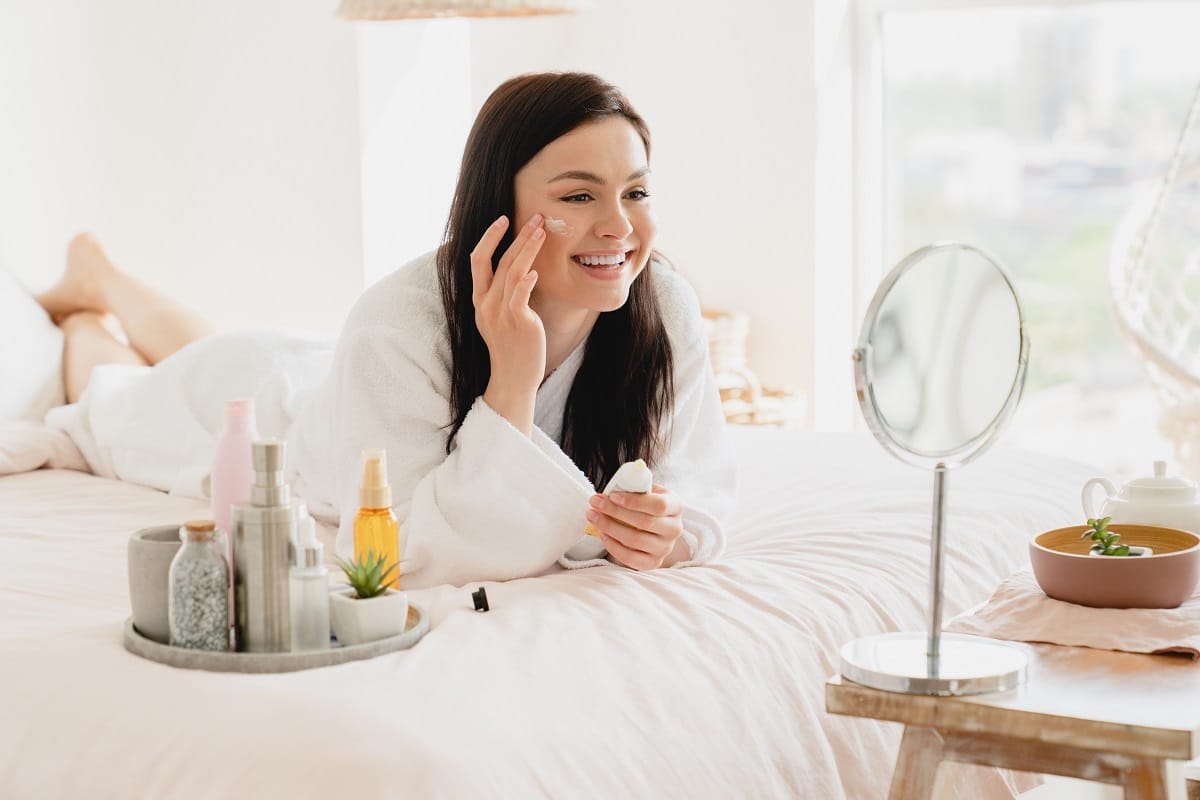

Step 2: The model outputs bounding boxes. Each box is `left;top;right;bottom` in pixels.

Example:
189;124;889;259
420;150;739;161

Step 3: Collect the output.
626;189;651;201
560;193;592;203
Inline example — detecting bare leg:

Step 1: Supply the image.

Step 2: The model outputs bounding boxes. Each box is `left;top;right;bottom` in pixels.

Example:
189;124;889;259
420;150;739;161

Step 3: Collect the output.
60;311;150;403
37;233;216;365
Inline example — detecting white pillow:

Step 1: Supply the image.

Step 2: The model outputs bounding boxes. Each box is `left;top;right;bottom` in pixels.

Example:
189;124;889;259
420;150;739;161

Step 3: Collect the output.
0;268;65;421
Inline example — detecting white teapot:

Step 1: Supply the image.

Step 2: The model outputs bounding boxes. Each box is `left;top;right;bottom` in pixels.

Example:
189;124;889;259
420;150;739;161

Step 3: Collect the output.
1082;460;1200;534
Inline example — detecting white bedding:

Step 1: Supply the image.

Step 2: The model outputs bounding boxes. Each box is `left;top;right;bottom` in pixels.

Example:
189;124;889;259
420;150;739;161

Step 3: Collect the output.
0;427;1095;799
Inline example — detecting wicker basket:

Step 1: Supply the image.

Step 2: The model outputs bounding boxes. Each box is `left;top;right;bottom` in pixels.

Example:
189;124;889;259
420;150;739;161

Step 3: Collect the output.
702;309;804;428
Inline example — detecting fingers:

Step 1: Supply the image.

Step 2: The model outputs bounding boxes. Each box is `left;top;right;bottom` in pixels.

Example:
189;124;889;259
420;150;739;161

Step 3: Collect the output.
501;217;545;307
610;486;682;518
497;213;544;276
471;214;545;315
470;216;509;305
589;494;667;537
599;531;662;572
511;269;538;312
589;509;660;554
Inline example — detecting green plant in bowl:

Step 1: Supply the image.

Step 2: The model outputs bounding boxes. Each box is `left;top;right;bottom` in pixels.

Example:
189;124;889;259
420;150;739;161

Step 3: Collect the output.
1081;516;1133;556
334;549;398;598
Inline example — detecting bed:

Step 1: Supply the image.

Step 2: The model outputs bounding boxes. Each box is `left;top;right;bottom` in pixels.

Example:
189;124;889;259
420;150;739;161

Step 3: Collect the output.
0;423;1094;799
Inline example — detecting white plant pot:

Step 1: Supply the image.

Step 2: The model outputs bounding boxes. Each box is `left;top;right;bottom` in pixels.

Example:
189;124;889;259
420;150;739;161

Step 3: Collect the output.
1088;545;1153;557
329;588;409;646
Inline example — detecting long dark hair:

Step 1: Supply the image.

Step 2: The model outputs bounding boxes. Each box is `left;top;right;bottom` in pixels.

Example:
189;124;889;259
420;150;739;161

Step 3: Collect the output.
437;72;674;490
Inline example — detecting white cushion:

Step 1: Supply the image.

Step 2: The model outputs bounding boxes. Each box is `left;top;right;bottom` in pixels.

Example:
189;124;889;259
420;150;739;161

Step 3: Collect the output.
0;268;65;420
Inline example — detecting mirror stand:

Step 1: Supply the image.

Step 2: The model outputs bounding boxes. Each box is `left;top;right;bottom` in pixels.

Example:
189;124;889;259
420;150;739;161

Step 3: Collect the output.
839;241;1031;697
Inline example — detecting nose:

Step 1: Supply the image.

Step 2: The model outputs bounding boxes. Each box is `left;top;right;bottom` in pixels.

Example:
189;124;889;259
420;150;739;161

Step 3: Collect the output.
594;199;634;240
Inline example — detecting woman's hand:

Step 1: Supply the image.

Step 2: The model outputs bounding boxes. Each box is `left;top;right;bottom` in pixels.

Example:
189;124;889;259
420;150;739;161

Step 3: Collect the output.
586;485;690;570
471;214;547;434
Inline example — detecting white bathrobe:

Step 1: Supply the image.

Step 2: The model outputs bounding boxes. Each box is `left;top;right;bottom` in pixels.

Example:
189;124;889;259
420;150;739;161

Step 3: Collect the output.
49;252;736;589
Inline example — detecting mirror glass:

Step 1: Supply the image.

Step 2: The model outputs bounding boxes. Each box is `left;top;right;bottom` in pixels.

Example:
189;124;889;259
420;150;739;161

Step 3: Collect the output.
859;242;1026;461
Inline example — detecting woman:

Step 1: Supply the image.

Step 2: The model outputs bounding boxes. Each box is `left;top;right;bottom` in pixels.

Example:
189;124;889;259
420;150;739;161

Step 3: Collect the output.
38;72;736;588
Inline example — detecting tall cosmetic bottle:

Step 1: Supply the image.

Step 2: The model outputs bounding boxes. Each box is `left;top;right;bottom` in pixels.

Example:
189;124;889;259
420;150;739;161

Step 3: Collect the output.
210;398;258;556
232;440;303;652
354;449;400;590
210;398;258;623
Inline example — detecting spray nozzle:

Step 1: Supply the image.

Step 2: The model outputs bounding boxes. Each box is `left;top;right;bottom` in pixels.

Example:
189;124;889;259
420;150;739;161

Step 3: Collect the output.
359;449;393;509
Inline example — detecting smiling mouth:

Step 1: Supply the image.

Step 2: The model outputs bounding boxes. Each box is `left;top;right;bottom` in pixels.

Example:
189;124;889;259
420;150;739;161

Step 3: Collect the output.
571;251;632;270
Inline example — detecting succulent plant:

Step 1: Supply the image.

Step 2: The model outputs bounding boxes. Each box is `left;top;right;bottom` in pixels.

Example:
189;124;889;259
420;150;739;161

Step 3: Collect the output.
1081;516;1131;556
334;549;398;598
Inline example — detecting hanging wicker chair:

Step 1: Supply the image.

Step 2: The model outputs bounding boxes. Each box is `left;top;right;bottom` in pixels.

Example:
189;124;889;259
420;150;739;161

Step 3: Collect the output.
1109;84;1200;478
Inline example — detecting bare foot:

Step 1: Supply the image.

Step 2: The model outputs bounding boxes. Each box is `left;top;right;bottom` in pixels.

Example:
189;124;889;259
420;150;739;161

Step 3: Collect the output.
36;233;117;321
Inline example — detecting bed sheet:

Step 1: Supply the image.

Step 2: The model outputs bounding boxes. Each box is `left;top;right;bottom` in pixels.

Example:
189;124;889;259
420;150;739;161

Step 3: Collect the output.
0;428;1095;799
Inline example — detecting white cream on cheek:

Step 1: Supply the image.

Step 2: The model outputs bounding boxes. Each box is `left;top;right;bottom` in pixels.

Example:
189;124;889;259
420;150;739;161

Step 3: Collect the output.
544;216;573;236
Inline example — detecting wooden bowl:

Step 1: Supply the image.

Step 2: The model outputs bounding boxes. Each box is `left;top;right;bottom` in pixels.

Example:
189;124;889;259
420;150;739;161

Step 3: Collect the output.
1030;524;1200;609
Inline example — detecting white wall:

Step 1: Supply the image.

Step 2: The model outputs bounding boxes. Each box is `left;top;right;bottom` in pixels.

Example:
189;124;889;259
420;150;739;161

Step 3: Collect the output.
0;0;363;338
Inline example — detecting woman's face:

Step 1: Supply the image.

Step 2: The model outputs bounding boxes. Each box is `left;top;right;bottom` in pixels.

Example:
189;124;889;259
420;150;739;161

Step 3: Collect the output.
513;116;656;322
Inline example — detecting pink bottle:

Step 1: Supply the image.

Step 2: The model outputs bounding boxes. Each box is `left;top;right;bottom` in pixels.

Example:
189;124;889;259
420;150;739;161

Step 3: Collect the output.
210;398;259;571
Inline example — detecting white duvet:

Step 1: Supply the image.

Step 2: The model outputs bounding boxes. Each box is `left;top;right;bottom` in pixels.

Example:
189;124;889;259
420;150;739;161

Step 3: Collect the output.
0;427;1094;799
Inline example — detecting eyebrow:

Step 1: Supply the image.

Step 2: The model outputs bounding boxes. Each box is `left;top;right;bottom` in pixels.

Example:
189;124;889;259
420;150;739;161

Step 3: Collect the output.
547;167;651;184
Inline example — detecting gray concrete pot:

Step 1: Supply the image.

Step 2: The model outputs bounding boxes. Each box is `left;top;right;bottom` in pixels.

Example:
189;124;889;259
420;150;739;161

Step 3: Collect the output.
128;524;182;643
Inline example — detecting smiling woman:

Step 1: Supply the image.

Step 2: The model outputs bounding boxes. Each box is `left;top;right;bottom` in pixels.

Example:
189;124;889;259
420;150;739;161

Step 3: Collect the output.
36;71;736;590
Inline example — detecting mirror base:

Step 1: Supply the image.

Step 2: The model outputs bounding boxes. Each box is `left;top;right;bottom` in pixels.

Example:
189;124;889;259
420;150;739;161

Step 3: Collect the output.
840;632;1027;696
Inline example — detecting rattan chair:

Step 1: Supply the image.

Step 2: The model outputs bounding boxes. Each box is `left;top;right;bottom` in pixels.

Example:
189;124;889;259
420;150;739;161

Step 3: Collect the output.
1109;84;1200;478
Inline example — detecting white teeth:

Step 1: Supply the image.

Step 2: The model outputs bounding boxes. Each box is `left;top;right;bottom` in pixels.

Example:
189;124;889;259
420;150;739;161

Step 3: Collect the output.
576;254;625;266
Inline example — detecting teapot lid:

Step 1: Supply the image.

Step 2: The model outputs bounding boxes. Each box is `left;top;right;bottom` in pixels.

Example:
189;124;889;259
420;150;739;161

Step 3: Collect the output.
1126;460;1197;491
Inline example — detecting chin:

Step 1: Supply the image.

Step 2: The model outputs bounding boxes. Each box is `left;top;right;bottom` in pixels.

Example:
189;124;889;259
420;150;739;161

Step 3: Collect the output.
594;291;632;313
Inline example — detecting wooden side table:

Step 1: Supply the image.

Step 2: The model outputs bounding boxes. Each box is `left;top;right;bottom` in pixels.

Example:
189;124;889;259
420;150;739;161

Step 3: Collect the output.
826;643;1200;800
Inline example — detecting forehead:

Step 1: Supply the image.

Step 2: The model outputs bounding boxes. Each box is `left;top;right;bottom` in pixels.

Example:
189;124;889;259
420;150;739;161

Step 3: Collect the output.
519;117;649;181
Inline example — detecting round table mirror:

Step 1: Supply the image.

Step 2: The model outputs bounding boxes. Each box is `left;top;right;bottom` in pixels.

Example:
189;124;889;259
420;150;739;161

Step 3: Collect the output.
841;241;1031;696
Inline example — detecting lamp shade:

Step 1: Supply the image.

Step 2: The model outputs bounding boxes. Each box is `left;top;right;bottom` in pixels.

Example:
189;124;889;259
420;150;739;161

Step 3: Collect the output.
337;0;584;19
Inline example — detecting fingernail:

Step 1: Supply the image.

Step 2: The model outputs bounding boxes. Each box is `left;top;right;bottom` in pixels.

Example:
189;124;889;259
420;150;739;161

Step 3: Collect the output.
527;213;543;228
611;493;626;506
589;495;603;508
494;216;508;228
586;510;599;522
531;227;545;241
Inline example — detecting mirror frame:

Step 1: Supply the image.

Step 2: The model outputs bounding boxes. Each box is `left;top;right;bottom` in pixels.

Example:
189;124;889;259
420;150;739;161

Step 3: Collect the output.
852;240;1031;469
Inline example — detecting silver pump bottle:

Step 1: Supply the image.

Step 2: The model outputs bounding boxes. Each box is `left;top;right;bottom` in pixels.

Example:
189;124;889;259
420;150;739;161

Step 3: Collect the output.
232;440;303;652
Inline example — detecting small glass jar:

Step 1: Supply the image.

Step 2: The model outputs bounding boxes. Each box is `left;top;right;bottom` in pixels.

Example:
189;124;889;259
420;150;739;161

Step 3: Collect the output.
169;520;230;651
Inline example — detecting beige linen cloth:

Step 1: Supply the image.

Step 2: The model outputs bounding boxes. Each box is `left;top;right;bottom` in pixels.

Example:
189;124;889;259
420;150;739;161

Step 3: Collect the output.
946;569;1200;659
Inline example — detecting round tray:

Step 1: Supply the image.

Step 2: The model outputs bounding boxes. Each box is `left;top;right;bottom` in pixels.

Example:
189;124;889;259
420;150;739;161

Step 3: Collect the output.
123;602;429;673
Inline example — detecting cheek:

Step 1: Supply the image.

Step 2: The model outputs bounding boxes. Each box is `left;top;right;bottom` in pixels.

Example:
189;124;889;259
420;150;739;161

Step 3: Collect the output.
532;229;570;272
632;206;658;247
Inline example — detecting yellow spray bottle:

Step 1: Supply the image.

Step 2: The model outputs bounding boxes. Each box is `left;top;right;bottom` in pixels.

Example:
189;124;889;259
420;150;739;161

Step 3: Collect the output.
354;449;400;590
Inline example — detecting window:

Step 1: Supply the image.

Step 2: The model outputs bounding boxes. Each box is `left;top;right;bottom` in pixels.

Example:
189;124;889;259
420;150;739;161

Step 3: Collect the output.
862;0;1200;475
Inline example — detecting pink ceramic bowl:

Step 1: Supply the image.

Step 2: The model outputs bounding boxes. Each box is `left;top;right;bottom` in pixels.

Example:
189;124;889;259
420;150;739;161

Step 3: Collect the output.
1030;524;1200;609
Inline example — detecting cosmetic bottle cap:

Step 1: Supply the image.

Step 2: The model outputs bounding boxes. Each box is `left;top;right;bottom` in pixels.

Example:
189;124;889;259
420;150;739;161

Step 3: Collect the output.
224;398;256;429
182;519;216;542
472;586;489;612
359;449;393;509
296;516;324;568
